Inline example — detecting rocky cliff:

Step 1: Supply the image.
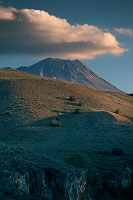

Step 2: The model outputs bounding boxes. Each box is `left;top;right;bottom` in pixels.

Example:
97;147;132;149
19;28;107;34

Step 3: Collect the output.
0;167;132;200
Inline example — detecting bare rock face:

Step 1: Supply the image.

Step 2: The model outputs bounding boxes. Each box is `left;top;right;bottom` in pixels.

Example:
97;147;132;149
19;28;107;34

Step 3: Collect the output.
119;167;132;189
0;169;53;199
45;168;86;200
0;168;87;200
0;170;29;193
29;169;53;199
0;167;132;199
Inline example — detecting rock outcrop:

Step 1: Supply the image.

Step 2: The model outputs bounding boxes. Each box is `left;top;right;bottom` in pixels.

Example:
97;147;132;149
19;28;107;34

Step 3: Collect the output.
0;167;132;200
0;168;86;200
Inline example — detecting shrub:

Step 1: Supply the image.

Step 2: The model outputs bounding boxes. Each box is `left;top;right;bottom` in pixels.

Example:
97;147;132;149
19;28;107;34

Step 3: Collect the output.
66;152;97;172
6;111;13;115
0;184;14;199
69;96;76;101
78;100;83;106
128;93;133;97
50;118;61;127
114;109;120;114
73;108;82;114
55;116;59;120
111;147;126;156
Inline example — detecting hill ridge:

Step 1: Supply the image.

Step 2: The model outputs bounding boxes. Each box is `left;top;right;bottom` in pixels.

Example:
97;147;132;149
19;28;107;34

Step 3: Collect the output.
0;69;132;124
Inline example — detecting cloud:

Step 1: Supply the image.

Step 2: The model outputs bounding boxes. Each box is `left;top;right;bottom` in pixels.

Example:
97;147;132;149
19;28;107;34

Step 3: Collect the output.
0;6;127;59
114;28;133;37
0;6;17;20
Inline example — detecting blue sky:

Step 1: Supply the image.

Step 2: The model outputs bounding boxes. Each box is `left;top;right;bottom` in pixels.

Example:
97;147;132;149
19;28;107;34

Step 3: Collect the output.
0;0;133;93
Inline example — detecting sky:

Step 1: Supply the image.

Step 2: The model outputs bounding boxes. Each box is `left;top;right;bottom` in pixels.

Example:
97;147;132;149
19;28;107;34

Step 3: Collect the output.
0;0;133;93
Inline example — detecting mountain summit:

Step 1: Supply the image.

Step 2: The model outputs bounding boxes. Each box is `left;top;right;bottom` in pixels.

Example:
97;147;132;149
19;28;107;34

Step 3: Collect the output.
18;58;121;92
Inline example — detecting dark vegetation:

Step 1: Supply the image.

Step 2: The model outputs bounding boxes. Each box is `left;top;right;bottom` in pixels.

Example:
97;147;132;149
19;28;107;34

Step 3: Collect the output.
5;111;13;115
69;96;76;101
111;147;126;156
101;147;126;157
78;100;83;106
114;109;120;114
66;152;97;172
0;184;33;200
50;118;61;127
73;108;82;114
128;93;133;97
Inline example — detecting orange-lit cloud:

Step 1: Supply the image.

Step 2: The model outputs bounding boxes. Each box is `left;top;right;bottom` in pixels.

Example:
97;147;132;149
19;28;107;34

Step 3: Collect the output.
0;6;17;20
114;28;133;37
0;6;127;59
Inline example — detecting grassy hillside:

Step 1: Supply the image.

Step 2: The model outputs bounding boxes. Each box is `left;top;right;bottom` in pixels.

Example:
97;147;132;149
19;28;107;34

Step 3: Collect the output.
0;69;133;173
0;68;41;79
0;69;132;124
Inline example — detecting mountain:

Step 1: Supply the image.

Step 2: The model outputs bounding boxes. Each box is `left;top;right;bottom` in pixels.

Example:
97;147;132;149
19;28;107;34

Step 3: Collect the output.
17;58;121;92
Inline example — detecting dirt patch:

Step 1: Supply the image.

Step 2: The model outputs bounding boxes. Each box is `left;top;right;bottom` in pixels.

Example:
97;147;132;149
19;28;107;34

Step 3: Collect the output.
108;111;131;123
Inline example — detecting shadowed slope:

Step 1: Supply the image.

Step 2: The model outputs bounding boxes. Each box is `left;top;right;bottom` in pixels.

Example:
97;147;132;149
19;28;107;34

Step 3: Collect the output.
0;110;133;171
